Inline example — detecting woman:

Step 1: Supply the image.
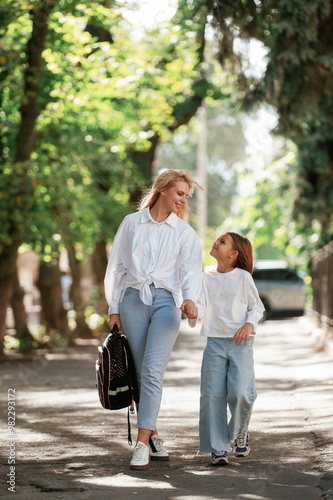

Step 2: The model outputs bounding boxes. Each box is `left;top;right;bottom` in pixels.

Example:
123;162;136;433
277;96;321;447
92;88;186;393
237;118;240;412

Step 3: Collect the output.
104;169;202;470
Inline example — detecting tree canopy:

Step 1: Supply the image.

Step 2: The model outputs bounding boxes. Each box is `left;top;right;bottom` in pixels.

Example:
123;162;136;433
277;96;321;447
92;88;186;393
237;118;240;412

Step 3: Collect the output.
1;0;332;352
204;0;333;245
0;0;227;350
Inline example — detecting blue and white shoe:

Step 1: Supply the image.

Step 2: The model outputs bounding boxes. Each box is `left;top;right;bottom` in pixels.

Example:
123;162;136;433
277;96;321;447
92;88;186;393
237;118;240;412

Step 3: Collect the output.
211;450;229;465
234;430;250;457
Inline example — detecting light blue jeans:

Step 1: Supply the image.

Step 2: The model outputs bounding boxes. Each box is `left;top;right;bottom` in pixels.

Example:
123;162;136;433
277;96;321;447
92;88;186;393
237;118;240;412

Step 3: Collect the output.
119;285;181;431
199;337;256;453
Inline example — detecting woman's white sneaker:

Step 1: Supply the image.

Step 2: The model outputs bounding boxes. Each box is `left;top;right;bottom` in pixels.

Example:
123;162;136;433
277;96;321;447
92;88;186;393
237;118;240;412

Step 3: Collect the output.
130;441;150;470
149;434;170;461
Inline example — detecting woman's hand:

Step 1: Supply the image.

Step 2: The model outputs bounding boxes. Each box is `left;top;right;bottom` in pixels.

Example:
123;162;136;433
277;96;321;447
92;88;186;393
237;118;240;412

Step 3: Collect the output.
107;314;122;331
233;322;253;344
181;299;198;319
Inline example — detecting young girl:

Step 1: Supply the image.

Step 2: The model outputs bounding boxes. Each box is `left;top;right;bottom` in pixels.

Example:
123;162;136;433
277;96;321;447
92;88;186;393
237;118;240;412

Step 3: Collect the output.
183;232;264;465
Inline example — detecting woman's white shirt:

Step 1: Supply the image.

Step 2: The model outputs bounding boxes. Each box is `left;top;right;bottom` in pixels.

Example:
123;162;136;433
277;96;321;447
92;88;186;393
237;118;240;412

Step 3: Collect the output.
194;267;265;337
104;208;202;314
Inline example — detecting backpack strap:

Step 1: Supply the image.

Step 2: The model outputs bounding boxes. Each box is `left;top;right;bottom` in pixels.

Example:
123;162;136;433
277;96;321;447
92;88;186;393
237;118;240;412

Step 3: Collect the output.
149;436;157;453
121;336;140;404
127;407;132;445
121;335;138;445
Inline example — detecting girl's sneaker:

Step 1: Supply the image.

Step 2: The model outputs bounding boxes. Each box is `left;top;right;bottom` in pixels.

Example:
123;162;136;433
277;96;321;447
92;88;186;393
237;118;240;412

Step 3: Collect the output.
234;431;250;457
211;450;229;465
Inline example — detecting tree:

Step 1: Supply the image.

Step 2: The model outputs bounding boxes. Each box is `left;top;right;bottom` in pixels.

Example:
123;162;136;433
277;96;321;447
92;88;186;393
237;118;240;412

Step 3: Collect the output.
157;102;244;228
204;0;333;246
226;141;320;263
0;0;229;352
0;1;55;353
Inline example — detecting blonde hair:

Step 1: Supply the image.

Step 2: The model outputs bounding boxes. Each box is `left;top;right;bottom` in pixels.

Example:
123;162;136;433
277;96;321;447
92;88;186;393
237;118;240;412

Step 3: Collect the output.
139;169;202;220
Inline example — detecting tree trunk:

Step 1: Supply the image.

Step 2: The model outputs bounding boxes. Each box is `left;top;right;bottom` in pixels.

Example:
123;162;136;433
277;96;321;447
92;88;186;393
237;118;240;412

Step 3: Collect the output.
128;16;207;202
92;240;109;315
37;260;69;334
0;3;54;354
0;276;14;356
66;243;93;338
0;244;20;355
129;135;160;199
11;269;35;343
15;2;54;163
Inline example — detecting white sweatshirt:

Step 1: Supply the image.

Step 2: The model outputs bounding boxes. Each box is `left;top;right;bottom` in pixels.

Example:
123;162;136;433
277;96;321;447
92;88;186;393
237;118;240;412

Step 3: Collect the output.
193;267;265;338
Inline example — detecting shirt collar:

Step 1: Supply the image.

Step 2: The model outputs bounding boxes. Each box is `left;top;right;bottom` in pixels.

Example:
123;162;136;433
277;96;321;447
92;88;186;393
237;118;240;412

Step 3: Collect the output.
140;207;178;228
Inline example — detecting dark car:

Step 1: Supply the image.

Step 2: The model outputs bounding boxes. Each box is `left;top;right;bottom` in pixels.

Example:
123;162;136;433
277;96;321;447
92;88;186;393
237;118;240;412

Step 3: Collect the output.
253;260;307;319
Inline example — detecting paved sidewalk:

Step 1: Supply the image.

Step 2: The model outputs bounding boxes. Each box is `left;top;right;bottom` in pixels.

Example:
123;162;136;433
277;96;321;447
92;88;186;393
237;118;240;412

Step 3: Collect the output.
1;318;333;499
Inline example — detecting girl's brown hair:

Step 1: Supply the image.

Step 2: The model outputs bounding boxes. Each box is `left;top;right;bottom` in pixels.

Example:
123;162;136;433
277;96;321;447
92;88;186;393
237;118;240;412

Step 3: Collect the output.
227;232;253;274
139;169;202;221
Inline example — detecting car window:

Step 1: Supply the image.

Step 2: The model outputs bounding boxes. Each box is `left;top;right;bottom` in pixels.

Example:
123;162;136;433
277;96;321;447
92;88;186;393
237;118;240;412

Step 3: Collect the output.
285;271;302;282
253;269;285;281
253;269;303;282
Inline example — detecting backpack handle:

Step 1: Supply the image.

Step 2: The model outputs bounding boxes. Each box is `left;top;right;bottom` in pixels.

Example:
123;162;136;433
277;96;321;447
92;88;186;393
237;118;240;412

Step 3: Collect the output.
111;324;122;335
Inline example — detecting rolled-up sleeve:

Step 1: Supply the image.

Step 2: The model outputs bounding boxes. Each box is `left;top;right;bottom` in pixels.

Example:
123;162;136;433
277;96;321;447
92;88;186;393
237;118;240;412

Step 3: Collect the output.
179;229;202;303
104;218;128;315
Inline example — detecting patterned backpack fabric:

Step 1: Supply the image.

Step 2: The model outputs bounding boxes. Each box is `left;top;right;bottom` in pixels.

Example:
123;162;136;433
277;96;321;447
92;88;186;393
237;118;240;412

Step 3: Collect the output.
96;325;139;443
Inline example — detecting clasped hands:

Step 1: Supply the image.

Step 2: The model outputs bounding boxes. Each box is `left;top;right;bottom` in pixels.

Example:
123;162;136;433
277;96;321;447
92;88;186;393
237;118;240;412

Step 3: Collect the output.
107;300;199;330
180;299;198;320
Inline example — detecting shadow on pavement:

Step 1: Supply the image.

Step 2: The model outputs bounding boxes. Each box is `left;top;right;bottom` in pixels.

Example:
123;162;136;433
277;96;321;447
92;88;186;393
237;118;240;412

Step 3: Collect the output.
0;318;332;499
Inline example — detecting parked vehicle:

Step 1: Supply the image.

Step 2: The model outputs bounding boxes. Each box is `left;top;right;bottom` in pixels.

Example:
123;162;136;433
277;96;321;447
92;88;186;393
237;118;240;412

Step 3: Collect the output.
252;260;307;319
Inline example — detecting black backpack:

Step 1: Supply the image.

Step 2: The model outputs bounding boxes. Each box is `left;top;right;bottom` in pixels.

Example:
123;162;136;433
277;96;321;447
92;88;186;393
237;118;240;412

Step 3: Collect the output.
96;325;139;444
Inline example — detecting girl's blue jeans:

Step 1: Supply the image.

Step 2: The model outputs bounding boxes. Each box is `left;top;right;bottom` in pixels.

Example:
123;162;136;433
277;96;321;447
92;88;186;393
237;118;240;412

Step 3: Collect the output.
119;286;181;431
199;336;256;453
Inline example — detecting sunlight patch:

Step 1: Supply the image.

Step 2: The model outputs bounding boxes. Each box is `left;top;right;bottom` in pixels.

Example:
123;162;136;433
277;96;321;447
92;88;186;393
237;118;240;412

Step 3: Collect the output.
186;469;216;476
238;495;270;500
79;474;175;489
